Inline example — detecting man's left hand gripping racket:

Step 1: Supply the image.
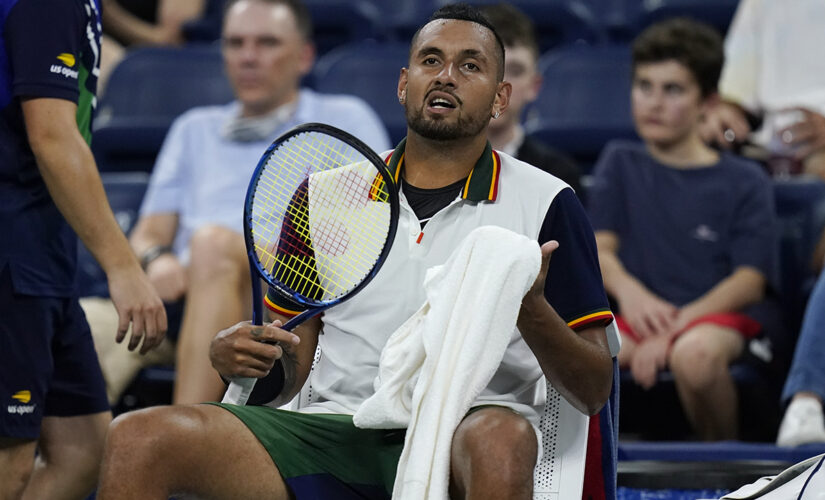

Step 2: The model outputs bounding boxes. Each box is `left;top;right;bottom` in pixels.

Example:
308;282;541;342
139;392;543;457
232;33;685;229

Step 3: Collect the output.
222;123;399;405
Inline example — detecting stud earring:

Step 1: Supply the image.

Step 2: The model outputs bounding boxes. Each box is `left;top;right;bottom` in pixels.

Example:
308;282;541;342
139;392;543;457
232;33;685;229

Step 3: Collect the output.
493;111;500;119
399;90;406;103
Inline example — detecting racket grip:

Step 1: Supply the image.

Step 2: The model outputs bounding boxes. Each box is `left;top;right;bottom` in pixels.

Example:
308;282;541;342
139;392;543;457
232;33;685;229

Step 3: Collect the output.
222;377;257;405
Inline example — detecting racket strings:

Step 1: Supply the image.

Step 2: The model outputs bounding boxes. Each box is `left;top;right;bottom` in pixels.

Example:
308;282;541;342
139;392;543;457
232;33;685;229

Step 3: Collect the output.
249;131;393;303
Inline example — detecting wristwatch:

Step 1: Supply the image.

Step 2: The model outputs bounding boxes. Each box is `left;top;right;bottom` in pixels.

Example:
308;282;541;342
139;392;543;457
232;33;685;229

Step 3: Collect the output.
140;245;173;270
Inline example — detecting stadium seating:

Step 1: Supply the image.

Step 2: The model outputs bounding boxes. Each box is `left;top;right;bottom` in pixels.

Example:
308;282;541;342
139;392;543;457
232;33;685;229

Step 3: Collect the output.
637;0;740;36
312;40;411;145
435;0;607;52
92;45;233;173
365;0;433;42
525;44;638;171
773;178;825;331
303;0;382;56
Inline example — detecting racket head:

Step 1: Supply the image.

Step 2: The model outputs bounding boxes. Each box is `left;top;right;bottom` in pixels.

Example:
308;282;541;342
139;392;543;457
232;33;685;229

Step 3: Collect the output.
244;123;399;311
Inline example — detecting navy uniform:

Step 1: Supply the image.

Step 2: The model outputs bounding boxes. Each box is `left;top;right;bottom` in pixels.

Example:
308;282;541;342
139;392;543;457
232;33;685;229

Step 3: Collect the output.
0;0;108;438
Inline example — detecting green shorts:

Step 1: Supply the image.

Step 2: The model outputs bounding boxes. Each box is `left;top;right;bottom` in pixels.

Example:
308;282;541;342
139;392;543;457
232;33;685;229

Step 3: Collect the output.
211;404;405;499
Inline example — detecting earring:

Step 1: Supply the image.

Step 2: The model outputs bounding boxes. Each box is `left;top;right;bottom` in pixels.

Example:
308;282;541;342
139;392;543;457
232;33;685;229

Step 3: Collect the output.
399;90;406;103
493;111;500;119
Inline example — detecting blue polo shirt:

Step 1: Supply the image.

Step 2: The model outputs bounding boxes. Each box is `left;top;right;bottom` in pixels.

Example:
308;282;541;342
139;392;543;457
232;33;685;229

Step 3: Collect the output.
588;140;779;306
0;0;101;296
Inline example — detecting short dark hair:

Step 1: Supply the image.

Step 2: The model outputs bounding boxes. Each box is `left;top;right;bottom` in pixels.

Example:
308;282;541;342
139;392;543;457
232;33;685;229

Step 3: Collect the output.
479;3;538;62
411;3;506;81
632;18;724;97
223;0;313;40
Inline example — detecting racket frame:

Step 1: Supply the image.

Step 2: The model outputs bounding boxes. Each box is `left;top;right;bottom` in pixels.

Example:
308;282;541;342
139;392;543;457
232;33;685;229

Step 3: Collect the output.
244;122;400;330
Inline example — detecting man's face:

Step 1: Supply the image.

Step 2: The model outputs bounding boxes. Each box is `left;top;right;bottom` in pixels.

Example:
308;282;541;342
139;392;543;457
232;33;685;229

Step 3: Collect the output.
399;19;510;141
631;60;710;148
222;0;314;116
489;44;540;131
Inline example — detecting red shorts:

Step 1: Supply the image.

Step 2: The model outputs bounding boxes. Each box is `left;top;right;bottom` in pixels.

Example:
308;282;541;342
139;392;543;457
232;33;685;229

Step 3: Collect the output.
614;312;762;344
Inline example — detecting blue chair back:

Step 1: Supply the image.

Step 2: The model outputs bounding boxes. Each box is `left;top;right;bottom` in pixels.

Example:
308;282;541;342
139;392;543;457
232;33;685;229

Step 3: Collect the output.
638;0;739;36
435;0;607;52
313;40;410;145
93;46;233;173
525;44;637;170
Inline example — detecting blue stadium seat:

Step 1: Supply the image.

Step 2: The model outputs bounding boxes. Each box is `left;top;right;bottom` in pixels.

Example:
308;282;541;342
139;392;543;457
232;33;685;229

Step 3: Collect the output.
525;44;638;171
774;177;825;330
638;0;740;36
180;0;224;43
75;172;150;298
303;0;381;56
312;40;410;145
93;45;233;173
365;0;433;42
588;0;645;42
435;0;607;52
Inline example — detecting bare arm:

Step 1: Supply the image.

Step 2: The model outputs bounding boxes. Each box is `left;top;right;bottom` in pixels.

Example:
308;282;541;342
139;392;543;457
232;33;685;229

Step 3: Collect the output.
129;213;187;302
699;100;754;150
596;230;677;338
22;97;166;352
129;213;178;256
675;266;766;329
101;0;204;46
517;241;612;415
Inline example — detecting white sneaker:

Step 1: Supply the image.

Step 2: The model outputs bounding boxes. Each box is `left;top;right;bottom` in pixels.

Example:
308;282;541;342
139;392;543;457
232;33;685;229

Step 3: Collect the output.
776;397;825;447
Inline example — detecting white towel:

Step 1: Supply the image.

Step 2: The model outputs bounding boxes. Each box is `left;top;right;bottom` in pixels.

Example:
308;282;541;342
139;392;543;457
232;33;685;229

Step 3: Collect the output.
353;225;541;500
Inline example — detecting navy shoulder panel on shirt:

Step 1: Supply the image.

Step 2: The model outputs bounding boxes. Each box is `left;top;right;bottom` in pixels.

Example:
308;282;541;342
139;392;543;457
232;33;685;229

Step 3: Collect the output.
539;188;612;329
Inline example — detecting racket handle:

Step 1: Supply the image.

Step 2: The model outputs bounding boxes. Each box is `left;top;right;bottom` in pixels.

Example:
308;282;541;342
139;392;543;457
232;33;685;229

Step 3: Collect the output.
222;377;257;405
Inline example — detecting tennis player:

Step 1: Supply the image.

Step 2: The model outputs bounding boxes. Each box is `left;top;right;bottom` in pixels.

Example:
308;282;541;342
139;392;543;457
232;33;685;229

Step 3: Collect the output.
0;0;166;498
97;4;615;499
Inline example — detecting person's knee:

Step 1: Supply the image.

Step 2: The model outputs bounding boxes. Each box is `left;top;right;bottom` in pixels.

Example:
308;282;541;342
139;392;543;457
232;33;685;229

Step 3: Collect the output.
452;408;537;485
669;326;733;389
105;407;194;470
188;225;245;281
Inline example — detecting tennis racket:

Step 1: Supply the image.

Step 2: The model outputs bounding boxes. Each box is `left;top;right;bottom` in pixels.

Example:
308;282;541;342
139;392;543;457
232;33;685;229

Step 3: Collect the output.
222;123;400;405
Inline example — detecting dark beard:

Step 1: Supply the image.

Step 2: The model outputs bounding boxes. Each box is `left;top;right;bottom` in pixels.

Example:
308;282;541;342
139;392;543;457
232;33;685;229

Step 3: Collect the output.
406;105;489;141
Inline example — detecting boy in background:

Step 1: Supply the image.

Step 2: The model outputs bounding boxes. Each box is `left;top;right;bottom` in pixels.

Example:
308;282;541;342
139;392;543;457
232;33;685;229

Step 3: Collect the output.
588;18;781;440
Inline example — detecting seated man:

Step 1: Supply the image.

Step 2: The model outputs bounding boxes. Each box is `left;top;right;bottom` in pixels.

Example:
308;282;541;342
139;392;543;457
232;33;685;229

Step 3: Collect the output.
481;3;582;196
81;0;390;405
97;5;617;499
589;18;781;441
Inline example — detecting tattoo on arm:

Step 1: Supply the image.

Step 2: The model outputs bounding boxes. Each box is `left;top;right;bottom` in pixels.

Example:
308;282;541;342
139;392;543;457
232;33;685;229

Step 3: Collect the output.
278;342;300;403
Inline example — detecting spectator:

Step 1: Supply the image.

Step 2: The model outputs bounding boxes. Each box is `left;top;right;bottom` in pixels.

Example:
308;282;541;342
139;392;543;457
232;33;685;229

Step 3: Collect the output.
80;0;390;406
700;0;825;180
96;4;617;498
0;0;166;497
777;229;825;446
481;3;582;196
589;18;781;440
